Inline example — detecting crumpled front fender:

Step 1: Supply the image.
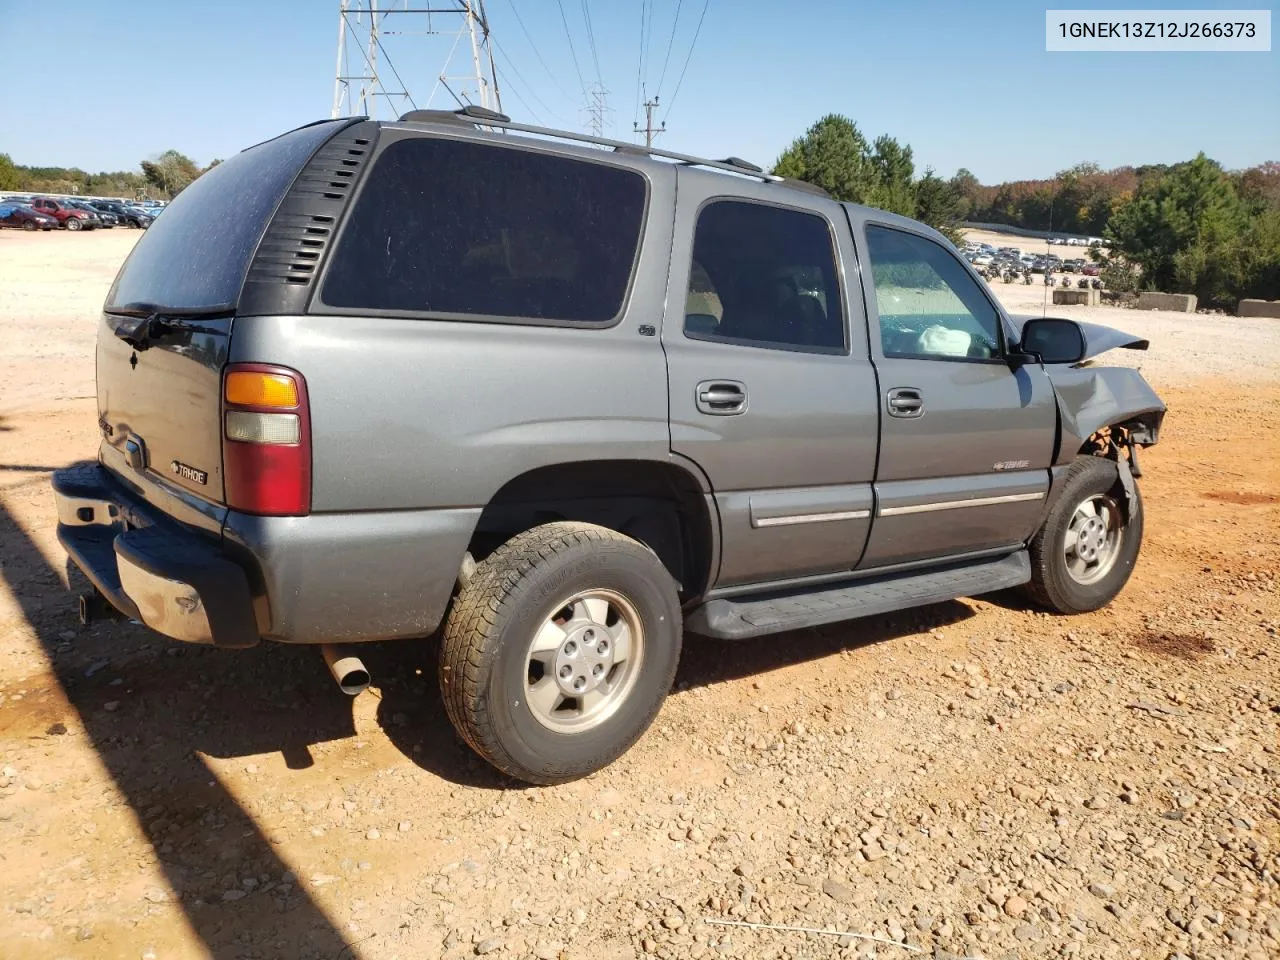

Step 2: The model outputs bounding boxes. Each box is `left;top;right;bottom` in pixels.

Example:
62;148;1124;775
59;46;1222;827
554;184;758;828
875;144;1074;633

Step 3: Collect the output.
1046;366;1166;465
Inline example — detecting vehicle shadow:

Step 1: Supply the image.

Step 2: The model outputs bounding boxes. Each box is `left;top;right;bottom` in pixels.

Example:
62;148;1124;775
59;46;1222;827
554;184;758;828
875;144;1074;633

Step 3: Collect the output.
0;500;359;960
371;598;978;788
366;639;528;791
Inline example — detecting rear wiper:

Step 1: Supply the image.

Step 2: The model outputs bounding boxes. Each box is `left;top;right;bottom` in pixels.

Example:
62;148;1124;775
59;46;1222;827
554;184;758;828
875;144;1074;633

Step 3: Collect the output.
109;303;234;351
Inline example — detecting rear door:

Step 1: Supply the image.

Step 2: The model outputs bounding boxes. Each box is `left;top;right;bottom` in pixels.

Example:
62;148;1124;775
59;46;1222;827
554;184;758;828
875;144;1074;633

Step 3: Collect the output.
664;171;879;588
851;214;1058;568
95;119;355;515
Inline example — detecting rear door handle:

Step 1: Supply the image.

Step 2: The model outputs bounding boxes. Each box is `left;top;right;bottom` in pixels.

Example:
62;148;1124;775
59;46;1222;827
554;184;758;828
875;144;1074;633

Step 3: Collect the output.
886;387;924;418
696;380;747;416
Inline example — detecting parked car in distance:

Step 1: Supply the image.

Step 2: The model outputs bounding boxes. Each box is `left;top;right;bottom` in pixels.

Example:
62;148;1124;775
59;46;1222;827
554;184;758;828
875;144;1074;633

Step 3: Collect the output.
0;202;59;231
1082;262;1101;277
1062;258;1087;273
31;196;100;230
90;201;152;228
72;201;117;227
52;108;1166;785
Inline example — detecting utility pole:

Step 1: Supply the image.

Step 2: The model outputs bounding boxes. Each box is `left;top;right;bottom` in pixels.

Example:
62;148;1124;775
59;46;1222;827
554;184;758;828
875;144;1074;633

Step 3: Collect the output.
634;95;665;148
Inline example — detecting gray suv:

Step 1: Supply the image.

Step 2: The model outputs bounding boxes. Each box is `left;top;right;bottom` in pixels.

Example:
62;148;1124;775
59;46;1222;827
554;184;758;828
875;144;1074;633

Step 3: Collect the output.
52;107;1165;784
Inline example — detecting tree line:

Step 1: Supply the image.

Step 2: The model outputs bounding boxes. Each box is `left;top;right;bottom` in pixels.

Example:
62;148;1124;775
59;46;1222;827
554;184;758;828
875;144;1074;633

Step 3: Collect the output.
773;114;1280;309
0;149;218;200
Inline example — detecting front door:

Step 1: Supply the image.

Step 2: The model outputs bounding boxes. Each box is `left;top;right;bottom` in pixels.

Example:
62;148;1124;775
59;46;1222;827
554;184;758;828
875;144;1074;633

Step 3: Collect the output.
664;172;880;588
852;216;1058;568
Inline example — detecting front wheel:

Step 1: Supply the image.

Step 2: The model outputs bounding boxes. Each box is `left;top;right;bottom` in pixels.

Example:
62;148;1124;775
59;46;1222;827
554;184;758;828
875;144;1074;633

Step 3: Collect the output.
439;522;682;785
21;220;36;232
1024;456;1143;613
65;218;82;231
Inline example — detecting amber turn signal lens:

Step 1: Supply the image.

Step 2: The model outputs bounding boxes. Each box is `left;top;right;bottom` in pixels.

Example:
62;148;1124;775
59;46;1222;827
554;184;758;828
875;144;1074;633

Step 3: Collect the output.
225;371;299;408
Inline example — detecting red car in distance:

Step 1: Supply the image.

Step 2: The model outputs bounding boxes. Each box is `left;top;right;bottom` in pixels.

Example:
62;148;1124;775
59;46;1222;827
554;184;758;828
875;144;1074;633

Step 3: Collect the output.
31;196;101;230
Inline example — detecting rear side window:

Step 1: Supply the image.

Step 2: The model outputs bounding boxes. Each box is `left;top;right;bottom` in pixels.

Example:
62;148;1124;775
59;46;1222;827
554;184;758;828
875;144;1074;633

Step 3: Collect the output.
106;120;349;313
320;137;647;324
683;200;845;352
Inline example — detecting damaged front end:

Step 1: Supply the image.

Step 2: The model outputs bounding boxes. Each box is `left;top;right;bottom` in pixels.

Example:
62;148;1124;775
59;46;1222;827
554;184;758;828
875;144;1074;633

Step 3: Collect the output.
1011;315;1167;510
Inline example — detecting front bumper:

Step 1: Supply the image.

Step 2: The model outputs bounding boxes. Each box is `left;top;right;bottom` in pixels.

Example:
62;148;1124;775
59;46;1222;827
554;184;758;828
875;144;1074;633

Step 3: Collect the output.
52;463;259;647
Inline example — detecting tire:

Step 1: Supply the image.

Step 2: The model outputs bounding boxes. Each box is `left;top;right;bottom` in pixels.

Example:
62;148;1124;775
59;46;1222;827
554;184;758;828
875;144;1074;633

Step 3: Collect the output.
21;220;35;232
440;521;682;785
1024;455;1143;614
65;218;82;231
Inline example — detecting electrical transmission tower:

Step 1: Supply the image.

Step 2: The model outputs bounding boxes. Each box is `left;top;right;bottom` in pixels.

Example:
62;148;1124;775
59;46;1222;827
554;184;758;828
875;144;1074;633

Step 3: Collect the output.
331;0;502;120
634;94;666;147
585;83;611;137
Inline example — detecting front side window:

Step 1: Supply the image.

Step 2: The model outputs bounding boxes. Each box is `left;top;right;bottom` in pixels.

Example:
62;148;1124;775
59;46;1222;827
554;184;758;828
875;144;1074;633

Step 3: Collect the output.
683;200;845;352
864;225;1004;360
321;137;647;324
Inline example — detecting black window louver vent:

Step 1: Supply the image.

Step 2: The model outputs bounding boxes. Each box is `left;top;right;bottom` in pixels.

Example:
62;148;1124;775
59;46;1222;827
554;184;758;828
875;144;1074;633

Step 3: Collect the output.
245;126;372;289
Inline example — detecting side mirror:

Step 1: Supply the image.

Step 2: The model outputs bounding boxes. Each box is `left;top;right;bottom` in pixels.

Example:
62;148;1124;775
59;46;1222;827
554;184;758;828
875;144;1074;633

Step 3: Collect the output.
1018;317;1086;365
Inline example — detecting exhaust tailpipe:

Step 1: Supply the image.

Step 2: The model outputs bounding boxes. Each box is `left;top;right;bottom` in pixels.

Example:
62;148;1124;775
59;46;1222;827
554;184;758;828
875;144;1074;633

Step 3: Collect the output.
320;645;371;696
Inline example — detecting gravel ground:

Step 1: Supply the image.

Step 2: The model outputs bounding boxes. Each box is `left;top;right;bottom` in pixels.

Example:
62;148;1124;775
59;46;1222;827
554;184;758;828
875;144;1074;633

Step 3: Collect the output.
0;230;1277;960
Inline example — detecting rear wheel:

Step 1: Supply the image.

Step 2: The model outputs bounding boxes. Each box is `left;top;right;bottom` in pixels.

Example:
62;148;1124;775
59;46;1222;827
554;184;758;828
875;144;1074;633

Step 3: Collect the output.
440;522;682;784
65;218;82;231
1025;456;1143;613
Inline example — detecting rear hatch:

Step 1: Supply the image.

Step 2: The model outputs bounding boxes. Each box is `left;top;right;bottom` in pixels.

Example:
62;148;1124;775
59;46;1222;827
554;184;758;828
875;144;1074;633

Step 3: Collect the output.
96;119;353;507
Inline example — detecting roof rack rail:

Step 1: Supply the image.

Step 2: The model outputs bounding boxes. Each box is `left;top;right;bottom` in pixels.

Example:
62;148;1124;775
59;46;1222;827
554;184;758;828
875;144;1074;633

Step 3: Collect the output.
396;107;812;190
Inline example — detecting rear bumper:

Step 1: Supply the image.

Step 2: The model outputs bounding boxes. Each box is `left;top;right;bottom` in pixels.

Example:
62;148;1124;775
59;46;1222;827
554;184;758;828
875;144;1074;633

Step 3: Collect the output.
52;463;259;647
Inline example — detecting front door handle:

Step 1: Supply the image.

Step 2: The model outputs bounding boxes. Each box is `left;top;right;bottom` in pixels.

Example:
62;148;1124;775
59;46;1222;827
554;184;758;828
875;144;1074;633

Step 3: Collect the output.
886;387;924;418
696;380;747;416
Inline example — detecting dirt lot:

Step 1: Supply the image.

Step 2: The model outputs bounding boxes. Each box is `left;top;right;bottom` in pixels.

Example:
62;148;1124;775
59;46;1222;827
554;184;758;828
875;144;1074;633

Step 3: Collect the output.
1;229;1277;960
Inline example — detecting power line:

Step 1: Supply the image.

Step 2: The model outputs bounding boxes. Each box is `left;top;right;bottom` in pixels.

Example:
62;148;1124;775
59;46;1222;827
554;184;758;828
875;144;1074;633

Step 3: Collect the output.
662;0;710;123
579;0;603;89
492;57;544;126
498;0;574;104
633;1;647;130
655;0;684;97
492;37;568;126
554;0;587;95
642;0;656;83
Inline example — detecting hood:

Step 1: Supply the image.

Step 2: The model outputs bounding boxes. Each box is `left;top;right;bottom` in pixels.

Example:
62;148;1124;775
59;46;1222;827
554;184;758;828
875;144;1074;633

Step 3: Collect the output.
1009;314;1148;364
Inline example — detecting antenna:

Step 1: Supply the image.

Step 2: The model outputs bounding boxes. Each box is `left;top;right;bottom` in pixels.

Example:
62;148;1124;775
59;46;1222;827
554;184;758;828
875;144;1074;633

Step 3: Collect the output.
331;0;502;120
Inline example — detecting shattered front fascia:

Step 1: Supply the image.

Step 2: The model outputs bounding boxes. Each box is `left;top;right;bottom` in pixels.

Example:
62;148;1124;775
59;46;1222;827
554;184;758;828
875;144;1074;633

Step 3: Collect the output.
1045;365;1166;465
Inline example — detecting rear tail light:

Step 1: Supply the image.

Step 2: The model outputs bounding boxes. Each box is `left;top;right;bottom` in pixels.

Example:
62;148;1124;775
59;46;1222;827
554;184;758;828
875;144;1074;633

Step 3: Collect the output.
222;363;311;516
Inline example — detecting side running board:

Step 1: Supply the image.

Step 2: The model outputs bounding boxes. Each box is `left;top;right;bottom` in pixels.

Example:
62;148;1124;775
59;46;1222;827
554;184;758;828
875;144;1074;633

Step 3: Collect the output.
685;551;1030;640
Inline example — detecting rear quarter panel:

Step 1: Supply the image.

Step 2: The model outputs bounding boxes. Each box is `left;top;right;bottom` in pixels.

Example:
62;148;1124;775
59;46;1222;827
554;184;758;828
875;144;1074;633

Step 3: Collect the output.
228;158;678;515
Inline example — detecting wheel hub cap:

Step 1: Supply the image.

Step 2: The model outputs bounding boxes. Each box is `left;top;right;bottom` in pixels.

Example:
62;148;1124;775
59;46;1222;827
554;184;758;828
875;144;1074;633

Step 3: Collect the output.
1063;493;1124;586
553;625;615;696
524;588;644;733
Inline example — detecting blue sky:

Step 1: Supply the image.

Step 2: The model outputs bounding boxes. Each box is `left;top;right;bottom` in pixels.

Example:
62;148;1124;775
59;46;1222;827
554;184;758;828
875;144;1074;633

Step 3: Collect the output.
0;0;1275;183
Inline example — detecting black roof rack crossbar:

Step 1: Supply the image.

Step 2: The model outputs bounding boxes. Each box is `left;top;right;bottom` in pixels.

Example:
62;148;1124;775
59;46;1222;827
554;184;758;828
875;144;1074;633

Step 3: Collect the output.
397;107;789;186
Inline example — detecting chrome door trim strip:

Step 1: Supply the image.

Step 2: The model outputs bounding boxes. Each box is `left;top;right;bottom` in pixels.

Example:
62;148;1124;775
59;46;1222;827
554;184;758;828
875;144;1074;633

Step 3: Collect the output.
878;491;1045;517
752;509;872;528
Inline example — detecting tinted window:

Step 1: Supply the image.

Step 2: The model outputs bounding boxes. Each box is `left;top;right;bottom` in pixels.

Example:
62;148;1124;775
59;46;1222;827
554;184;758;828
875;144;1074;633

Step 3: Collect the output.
106;120;349;313
683;200;844;352
321;137;646;324
864;225;1003;360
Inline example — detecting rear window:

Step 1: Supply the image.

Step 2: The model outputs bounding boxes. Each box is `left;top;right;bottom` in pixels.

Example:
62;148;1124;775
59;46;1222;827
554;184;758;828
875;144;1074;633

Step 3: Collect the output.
319;136;647;324
105;120;349;313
